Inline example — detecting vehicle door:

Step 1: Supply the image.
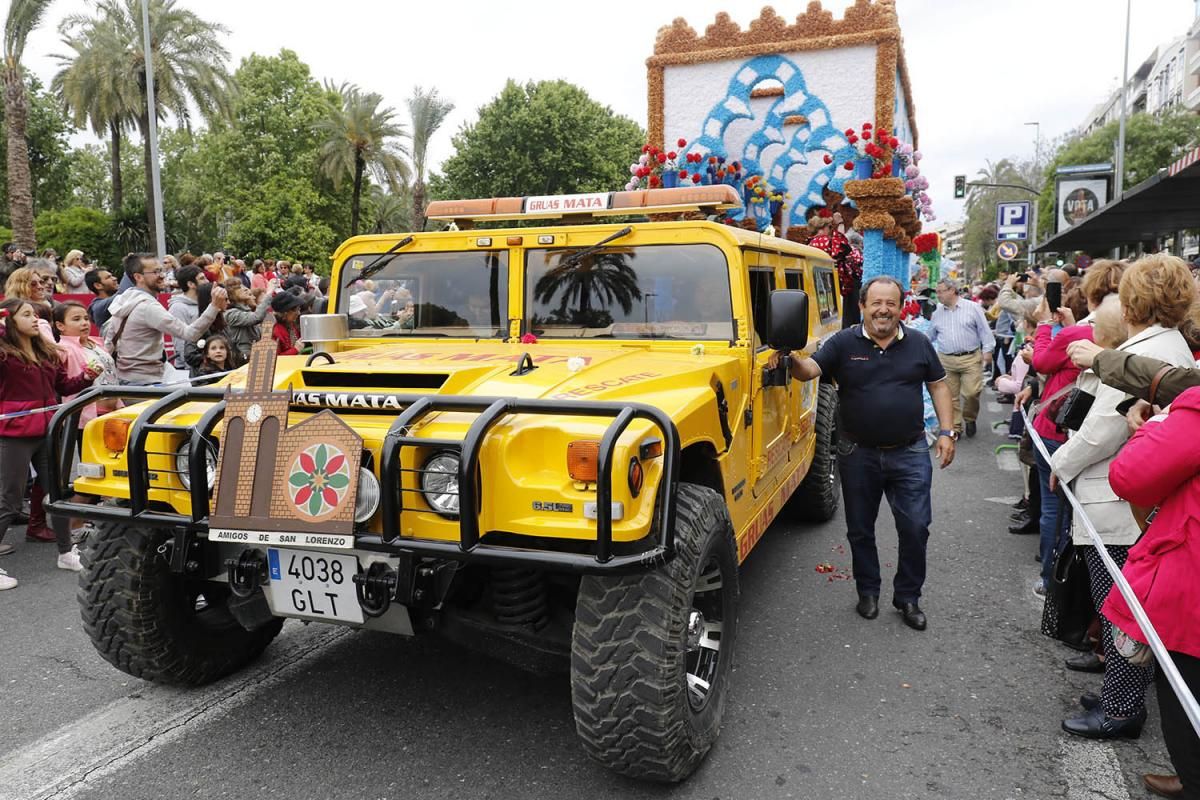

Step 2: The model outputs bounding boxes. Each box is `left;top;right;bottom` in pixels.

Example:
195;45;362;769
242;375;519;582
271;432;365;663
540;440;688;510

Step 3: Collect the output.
747;253;789;495
781;258;816;450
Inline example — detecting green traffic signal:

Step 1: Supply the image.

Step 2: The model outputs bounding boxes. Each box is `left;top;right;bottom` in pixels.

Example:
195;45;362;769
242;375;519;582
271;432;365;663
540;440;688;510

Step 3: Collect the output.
953;175;965;199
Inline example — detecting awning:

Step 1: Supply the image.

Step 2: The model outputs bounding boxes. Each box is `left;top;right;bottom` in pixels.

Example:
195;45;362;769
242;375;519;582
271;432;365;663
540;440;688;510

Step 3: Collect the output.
1034;145;1200;253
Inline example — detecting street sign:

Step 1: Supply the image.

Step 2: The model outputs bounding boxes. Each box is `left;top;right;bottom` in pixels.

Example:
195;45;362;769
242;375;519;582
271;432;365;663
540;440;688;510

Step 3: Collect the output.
997;241;1020;261
996;201;1030;241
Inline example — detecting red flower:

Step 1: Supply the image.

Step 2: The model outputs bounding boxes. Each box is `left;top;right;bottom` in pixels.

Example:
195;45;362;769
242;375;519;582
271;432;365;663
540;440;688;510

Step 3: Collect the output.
888;137;899;148
862;122;872;130
677;137;687;148
818;208;832;218
649;175;661;187
680;170;688;178
667;151;677;160
862;130;872;140
882;164;892;176
823;154;833;165
848;134;858;144
844;161;855;170
691;174;701;183
520;333;538;344
844;128;855;136
657;152;667;163
641;144;650;153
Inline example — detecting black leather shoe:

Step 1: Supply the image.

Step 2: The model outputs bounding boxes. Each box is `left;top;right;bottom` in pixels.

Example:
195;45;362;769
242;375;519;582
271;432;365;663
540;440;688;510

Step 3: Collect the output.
1010;509;1029;524
1080;692;1101;711
1009;518;1038;534
1065;652;1105;673
892;600;927;631
1062;706;1145;740
856;595;879;620
965;420;977;438
1013;497;1028;511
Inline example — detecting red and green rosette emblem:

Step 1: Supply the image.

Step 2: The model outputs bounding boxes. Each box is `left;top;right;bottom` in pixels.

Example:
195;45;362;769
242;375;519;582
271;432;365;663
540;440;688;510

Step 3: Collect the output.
288;444;350;518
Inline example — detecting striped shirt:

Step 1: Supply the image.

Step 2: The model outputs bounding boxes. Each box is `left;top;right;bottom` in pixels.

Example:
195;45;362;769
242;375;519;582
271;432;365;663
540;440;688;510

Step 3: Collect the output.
929;300;995;355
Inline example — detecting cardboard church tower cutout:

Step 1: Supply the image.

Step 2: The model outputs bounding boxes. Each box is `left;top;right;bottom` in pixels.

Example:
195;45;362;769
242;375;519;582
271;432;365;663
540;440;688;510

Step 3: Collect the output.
210;318;363;534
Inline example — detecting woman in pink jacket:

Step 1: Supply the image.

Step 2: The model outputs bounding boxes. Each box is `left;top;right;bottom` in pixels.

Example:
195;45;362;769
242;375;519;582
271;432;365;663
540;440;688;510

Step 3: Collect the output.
1106;385;1200;799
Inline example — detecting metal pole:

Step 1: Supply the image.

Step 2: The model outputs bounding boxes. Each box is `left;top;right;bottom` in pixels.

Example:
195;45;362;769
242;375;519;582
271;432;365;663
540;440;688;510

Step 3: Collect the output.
1028;201;1038;268
140;0;166;260
1115;0;1130;200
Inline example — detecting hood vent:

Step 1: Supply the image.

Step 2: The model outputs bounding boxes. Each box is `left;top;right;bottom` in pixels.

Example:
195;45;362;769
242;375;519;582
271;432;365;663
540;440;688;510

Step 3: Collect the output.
301;371;448;389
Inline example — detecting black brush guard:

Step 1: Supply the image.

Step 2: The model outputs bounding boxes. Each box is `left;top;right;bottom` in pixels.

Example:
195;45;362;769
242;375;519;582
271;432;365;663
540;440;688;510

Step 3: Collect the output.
44;386;680;574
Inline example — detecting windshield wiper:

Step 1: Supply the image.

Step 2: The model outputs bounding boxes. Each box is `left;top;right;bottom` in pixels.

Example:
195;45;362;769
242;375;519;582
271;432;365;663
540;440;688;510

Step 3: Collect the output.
344;235;414;286
559;226;633;268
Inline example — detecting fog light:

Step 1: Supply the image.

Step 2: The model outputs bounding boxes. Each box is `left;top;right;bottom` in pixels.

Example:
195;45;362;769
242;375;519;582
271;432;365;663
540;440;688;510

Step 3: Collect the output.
175;442;217;491
421;451;461;517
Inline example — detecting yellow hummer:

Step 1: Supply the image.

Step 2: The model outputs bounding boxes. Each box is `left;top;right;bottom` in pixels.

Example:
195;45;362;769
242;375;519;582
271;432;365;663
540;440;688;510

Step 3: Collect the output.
48;185;842;782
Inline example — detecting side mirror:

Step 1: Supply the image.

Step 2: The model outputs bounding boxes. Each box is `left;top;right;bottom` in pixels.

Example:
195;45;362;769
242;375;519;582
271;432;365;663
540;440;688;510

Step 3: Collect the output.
766;290;809;351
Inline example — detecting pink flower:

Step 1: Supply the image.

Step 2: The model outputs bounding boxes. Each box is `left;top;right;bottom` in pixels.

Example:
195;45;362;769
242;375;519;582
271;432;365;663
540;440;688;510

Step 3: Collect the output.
520;333;538;344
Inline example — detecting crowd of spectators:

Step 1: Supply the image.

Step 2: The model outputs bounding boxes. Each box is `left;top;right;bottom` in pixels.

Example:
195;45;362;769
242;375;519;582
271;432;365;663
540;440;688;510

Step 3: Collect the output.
966;254;1200;799
0;245;330;592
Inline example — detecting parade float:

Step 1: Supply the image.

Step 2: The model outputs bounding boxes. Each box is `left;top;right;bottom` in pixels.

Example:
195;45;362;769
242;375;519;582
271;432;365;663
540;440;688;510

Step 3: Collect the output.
635;0;935;287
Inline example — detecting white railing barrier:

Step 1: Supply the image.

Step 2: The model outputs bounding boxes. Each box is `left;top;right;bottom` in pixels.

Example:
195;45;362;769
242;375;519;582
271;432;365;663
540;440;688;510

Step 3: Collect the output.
1020;404;1200;738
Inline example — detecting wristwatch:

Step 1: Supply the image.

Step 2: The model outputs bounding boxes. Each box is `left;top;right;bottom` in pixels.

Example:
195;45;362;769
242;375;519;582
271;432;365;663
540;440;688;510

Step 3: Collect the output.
938;429;958;441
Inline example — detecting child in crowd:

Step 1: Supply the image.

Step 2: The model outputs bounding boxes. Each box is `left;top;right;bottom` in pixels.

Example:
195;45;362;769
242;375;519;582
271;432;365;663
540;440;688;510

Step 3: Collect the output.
0;299;98;589
196;334;238;376
270;291;305;355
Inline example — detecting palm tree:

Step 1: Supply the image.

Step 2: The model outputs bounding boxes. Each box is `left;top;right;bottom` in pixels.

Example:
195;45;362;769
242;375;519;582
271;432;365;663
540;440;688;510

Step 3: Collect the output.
67;0;234;249
4;0;53;249
53;14;141;214
365;185;411;234
317;82;410;237
534;252;643;325
406;86;453;232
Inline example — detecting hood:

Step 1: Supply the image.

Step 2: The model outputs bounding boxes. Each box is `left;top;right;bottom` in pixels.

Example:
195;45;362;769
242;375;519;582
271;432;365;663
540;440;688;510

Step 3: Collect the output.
107;288;157;319
272;341;743;419
168;293;197;309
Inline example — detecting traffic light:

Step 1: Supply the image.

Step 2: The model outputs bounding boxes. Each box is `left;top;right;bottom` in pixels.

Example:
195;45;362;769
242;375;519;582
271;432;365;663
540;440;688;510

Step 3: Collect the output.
954;175;966;199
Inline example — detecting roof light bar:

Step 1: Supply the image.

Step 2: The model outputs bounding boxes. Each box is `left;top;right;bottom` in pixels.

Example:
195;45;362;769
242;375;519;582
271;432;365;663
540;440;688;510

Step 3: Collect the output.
425;185;741;224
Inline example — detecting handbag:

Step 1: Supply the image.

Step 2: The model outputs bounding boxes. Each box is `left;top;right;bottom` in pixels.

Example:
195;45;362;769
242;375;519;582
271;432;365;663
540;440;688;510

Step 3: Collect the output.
1054;388;1095;432
1040;542;1094;649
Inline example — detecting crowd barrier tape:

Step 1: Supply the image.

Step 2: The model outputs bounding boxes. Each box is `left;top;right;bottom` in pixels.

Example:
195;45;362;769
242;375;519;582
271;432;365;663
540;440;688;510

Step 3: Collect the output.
1020;404;1200;738
0;368;235;422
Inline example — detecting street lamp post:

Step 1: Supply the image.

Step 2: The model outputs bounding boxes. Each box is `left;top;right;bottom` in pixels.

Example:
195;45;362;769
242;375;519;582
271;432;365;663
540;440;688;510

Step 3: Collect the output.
1024;121;1041;266
141;0;166;260
1115;0;1131;200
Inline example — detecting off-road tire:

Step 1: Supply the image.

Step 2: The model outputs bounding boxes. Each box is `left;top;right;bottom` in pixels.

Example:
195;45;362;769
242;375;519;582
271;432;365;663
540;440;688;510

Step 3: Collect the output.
787;382;840;522
79;522;283;685
571;483;738;782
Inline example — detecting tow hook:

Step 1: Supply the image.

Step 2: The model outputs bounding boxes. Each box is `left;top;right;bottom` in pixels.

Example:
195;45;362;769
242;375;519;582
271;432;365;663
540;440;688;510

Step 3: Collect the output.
225;550;267;598
354;562;398;618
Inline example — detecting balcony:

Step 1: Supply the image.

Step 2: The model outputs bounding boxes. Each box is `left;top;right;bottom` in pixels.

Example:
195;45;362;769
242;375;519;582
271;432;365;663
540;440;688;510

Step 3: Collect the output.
1187;83;1200;111
1190;45;1200;75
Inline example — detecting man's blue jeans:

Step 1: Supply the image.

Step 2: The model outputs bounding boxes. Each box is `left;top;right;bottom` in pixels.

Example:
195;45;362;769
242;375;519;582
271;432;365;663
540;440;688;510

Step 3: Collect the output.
838;438;934;603
1034;439;1064;587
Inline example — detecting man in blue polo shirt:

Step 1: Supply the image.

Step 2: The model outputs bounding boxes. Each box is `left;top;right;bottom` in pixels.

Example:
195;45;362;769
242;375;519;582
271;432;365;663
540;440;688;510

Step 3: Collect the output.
774;276;956;631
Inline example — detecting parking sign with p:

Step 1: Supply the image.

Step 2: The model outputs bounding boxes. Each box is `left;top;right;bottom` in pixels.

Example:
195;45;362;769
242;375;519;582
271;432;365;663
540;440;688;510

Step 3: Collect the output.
996;202;1030;241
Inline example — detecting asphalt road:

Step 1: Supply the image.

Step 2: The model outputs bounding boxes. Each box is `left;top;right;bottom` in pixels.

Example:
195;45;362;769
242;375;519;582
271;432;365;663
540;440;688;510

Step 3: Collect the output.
0;393;1176;800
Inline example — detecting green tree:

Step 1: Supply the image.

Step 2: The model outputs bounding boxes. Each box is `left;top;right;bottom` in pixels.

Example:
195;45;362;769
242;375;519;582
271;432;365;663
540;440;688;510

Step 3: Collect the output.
317;82;410;237
35;206;121;268
407;86;453;232
76;0;235;249
162;51;352;261
433;80;644;202
4;0;53;248
66;144;112;210
1036;111;1200;240
53;10;142;214
961;158;1040;278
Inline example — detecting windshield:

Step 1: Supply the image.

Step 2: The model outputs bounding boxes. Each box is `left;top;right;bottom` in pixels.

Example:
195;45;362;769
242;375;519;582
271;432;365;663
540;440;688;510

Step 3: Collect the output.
338;251;508;338
525;244;733;340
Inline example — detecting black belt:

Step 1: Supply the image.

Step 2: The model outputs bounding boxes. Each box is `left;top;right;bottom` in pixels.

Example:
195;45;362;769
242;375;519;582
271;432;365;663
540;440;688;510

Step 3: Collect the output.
845;433;923;450
942;349;980;357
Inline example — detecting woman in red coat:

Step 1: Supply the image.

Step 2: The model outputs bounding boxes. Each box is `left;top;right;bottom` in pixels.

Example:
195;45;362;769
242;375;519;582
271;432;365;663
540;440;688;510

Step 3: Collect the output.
1106;385;1200;799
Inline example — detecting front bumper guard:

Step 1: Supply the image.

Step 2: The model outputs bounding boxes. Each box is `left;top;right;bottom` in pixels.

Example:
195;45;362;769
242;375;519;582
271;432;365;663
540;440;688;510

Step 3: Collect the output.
45;386;680;574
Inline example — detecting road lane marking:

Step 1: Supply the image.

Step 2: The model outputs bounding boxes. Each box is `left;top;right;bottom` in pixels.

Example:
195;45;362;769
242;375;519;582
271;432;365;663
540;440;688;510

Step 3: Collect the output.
984;496;1022;505
1060;738;1132;800
0;623;352;800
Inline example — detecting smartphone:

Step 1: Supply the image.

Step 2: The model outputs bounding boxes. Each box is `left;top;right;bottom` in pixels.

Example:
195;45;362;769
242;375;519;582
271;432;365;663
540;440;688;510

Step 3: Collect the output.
1046;281;1062;311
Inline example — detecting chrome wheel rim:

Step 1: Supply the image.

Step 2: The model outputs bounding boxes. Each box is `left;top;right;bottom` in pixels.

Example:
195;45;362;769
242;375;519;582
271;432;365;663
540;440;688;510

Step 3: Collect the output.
685;556;725;711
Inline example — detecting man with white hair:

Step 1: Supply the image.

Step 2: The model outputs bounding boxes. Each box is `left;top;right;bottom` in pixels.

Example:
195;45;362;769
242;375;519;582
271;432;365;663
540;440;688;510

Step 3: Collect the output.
928;278;994;438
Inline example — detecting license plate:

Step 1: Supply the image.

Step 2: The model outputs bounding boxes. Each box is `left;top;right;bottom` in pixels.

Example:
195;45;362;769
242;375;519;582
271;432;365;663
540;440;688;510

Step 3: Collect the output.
264;548;363;624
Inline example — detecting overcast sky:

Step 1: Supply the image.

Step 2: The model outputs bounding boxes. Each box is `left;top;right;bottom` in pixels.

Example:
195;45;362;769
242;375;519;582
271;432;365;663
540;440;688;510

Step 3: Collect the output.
20;0;1198;226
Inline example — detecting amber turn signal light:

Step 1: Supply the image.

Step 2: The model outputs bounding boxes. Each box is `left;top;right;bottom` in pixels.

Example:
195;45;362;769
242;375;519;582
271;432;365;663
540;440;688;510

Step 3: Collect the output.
628;457;644;498
567;440;601;483
103;418;131;452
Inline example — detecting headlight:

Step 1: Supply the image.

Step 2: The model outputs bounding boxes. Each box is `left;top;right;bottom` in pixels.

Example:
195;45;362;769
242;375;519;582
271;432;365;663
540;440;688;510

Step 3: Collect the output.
420;451;460;517
355;467;381;523
175;441;217;491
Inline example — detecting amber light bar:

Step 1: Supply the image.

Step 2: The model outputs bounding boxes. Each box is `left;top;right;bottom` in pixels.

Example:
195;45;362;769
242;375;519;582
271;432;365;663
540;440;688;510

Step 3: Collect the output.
425;185;741;223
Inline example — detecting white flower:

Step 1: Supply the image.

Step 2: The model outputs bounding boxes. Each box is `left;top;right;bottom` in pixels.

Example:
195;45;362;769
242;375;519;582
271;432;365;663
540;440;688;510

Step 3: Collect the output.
690;343;705;357
567;356;586;373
